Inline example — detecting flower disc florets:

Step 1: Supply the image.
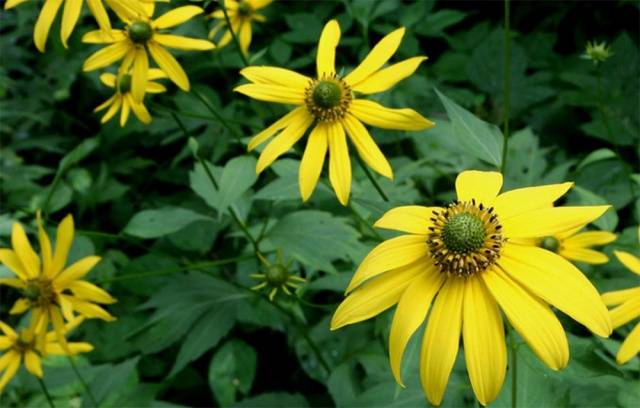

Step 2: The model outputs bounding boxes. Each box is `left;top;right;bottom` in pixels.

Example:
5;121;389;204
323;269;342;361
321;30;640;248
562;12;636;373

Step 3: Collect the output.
22;279;55;306
428;200;504;276
127;21;153;44
265;264;289;286
305;75;352;122
541;236;559;252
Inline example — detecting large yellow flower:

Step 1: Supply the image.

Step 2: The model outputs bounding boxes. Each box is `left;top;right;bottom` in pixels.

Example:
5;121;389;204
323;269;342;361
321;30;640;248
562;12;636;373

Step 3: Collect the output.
82;5;214;103
95;68;167;126
236;20;434;205
331;171;612;406
0;318;92;393
602;229;640;364
0;213;115;350
208;0;272;55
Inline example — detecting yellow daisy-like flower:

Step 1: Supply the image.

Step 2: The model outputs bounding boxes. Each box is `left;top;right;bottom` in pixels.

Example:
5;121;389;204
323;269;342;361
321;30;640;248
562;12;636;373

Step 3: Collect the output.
0;318;93;393
602;228;640;364
82;5;215;103
95;68;167;126
0;213;116;350
331;171;612;406
236;20;434;205
3;0;151;52
208;0;272;55
538;227;616;264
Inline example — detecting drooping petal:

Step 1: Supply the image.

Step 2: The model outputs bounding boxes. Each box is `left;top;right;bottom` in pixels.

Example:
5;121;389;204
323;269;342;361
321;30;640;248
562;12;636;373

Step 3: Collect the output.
616;322;640;364
83;41;130;71
493;182;574;220
60;0;83;48
610;298;640;329
558;247;609;264
350;99;434;131
247;108;304;151
50;307;69;352
342;113;392;179
327;121;352;206
51;214;74;277
131;47;149;103
239;66;311;90
100;95;122;123
614;251;640;275
344;27;405;86
352;56;427;94
24;351;43;377
86;0;112;31
67;281;116;304
33;0;64;52
235;83;305;105
128;95;152;124
374;205;438;235
346;235;429;293
0;249;28;280
54;256;102;288
5;0;31;10
602;287;640;306
0;351;20;393
11;223;40;279
153;34;215;50
389;265;444;386
562;231;617;248
299;123;328;201
238;19;252;55
502;206;610;239
66;297;115;321
148;41;190;91
420;277;464;406
482;267;569;370
316;19;340;77
152;5;204;29
119;92;131;126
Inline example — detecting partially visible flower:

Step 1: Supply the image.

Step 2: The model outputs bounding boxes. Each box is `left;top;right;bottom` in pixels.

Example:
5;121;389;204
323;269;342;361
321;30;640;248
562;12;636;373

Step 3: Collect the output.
208;0;272;55
582;40;613;64
538;227;616;264
82;5;215;103
236;20;434;205
0;212;116;349
0;318;93;393
95;68;167;126
251;251;305;301
602;227;640;364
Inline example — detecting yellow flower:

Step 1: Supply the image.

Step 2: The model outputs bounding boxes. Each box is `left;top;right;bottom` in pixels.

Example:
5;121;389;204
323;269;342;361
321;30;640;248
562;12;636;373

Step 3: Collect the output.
236;20;434;205
82;5;215;103
251;251;305;301
95;68;167;126
0;213;116;350
537;227;617;264
0;318;93;393
331;171;612;406
602;228;640;364
208;0;272;55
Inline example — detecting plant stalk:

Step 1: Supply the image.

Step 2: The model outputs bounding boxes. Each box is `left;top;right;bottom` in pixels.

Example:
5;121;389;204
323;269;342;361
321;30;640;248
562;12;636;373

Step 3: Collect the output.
500;0;511;174
220;0;250;67
37;377;55;408
68;356;99;407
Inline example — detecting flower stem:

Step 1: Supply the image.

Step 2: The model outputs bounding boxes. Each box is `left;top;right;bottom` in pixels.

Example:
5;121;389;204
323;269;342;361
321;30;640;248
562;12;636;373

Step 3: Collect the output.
220;0;249;67
500;0;511;174
37;377;55;408
355;155;389;202
67;356;99;407
509;324;518;408
192;90;244;144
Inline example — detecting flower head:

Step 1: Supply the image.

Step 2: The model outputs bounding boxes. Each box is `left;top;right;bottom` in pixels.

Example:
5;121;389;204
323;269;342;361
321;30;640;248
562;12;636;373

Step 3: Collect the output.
0;212;116;350
331;171;612;406
538;227;616;264
251;251;305;301
209;0;272;55
236;20;434;205
602;227;640;364
582;40;613;64
82;5;215;103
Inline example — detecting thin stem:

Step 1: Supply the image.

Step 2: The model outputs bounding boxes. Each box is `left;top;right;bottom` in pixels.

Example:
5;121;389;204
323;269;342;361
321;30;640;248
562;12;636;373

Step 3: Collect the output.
151;103;260;129
500;0;511;174
595;66;614;142
220;0;249;67
298;297;336;311
68;356;98;407
355;155;389;202
509;324;518;408
37;377;55;408
192;90;245;144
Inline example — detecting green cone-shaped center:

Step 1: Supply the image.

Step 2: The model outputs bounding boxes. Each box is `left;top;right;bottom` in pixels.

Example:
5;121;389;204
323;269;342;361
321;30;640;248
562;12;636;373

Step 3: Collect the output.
312;81;342;108
442;213;486;253
541;236;559;252
266;264;289;286
118;74;132;93
128;21;153;44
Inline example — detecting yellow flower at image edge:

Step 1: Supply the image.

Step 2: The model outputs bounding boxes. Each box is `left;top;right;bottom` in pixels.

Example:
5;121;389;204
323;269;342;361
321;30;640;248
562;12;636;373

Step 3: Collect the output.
602;230;640;364
209;0;273;55
236;19;434;205
538;227;616;265
0;213;116;349
0;318;92;393
331;171;612;406
82;5;214;103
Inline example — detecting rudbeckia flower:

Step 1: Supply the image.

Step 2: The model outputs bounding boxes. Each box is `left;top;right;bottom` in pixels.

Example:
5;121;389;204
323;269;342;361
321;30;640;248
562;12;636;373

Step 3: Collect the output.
331;171;612;406
0;318;92;393
602;229;640;364
208;0;272;55
82;5;215;103
538;227;616;264
95;68;167;126
0;213;116;350
236;20;434;205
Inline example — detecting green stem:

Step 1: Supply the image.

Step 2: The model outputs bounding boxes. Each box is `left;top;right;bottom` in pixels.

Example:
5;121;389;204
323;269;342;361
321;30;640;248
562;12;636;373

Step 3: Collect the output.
348;203;384;242
192;90;244;144
595;67;614;142
37;377;55;408
68;356;98;407
220;0;249;67
355;155;389;202
151;104;260;129
509;324;518;408
500;0;511;174
298;297;336;311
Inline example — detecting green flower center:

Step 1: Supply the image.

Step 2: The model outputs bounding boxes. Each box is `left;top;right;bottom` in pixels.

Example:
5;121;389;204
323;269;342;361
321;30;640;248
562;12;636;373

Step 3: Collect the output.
128;21;153;44
238;1;253;16
312;81;342;109
21;279;54;305
442;212;486;253
265;264;289;286
118;74;132;93
541;236;559;252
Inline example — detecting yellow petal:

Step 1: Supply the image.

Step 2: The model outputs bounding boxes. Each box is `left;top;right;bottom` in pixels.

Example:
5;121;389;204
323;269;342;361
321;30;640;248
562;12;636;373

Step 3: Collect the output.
50;307;69;353
0;351;20;393
316;19;340;77
247;0;273;9
558;247;609;264
463;276;506;406
482;267;569;370
83;41;130;71
66;297;115;321
148;68;167;81
86;0;112;31
59;294;75;322
131;47;149;103
299;123;328;201
350;99;434;131
0;249;29;280
345;27;405;86
54;256;102;288
128;95;152;124
11;223;40;279
327;121;352;206
602;287;640;306
0;278;25;289
342;114;392;179
330;261;424;330
239;66;311;90
374;205;438;235
153;34;215;50
99;73;117;88
5;0;31;10
493;182;573;220
0;321;17;340
46;341;94;355
152;5;204;29
389;265;444;386
352;56;427;94
454;170;503;207
9;298;30;315
24;351;43;378
614;251;640;275
0;337;11;350
617;322;640;364
82;29;127;44
238;19;251;55
36;212;52;276
100;94;122;123
148;41;190;91
60;0;82;48
145;81;166;94
420;277;464;406
610;298;640;329
51;214;74;277
33;0;64;52
67;281;116;304
346;236;429;293
255;109;313;173
562;231;617;248
248;108;304;151
119;89;131;126
502;206;610;239
501;244;611;337
234;83;305;105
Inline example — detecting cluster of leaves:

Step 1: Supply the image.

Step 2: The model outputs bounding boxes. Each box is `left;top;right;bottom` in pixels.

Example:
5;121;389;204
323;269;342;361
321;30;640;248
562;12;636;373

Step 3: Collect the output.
1;0;638;407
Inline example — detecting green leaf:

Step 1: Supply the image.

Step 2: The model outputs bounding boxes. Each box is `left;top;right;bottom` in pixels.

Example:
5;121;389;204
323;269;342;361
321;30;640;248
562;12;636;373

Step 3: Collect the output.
232;393;309;408
568;186;619;231
124;207;213;239
208;339;258;406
